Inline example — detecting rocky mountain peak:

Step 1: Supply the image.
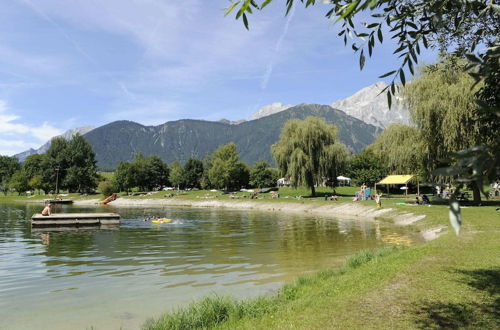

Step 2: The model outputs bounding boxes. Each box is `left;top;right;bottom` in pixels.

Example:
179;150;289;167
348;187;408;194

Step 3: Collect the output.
15;126;96;162
252;102;292;120
331;81;409;128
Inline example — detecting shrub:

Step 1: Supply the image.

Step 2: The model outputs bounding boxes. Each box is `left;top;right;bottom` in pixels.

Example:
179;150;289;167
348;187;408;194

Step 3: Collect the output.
98;180;114;197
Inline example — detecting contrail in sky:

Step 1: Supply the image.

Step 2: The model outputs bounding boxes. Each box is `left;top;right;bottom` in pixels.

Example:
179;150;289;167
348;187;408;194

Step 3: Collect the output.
260;3;296;90
18;0;137;101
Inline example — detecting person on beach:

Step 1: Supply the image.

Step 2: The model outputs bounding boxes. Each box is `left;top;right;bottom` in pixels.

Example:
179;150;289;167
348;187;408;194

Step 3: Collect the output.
41;203;51;216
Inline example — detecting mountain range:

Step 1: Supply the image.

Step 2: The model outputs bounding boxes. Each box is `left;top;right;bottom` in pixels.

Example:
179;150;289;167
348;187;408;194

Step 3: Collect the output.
251;82;409;128
83;104;379;169
15;82;409;169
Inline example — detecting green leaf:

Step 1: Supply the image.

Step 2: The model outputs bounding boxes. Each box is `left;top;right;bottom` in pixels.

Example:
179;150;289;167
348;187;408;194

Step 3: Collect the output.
465;53;481;63
377;28;383;43
337;0;360;21
260;0;272;9
243;13;249;30
285;0;294;15
359;50;365;70
378;70;397;78
406;21;418;30
408;59;414;75
399;69;405;85
410;47;418;62
422;35;428;48
237;0;251;19
365;23;379;29
393;44;407;54
225;1;240;16
387;91;392;109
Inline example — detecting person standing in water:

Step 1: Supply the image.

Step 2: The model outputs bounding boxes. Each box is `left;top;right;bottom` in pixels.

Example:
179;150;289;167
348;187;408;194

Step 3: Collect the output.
375;192;382;209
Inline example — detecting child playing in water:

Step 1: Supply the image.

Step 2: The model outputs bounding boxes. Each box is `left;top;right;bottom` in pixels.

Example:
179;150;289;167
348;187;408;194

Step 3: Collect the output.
375;193;382;209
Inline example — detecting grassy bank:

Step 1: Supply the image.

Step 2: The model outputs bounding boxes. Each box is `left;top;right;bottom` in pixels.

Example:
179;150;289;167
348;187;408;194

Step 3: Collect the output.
144;204;500;329
0;192;102;203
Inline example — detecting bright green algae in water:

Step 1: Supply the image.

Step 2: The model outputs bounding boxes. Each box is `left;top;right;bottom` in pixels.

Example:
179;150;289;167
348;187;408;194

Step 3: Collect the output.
0;202;422;329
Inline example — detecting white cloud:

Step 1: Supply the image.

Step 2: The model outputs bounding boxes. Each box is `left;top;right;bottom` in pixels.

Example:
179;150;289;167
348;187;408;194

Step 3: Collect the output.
0;100;63;155
31;122;64;141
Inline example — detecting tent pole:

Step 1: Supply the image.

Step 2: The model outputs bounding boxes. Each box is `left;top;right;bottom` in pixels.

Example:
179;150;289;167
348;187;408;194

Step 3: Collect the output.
405;183;408;196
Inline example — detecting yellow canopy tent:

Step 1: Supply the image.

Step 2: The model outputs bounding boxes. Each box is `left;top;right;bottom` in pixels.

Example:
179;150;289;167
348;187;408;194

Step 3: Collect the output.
375;175;419;196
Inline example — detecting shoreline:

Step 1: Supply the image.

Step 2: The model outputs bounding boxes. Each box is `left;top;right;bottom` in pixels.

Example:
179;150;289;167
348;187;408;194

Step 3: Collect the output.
76;197;395;219
75;197;439;240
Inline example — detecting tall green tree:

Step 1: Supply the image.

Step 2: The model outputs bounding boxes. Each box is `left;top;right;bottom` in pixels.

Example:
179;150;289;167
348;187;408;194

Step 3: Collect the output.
183;158;204;189
347;150;387;187
368;124;423;175
28;175;43;194
64;134;98;193
208;143;243;190
145;155;170;190
169;161;185;190
232;162;250;190
22;154;53;193
45;137;69;193
272;117;347;196
23;154;45;179
114;161;132;192
9;169;29;195
250;160;278;188
321;143;351;188
114;154;169;192
404;59;490;203
0;155;20;195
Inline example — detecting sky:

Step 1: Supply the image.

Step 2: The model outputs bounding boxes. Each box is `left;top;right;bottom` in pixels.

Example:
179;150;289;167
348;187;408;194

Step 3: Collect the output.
0;0;436;156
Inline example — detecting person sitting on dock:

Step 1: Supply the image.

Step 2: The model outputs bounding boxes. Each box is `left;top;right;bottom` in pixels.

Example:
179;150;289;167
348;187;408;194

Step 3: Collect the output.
41;203;51;216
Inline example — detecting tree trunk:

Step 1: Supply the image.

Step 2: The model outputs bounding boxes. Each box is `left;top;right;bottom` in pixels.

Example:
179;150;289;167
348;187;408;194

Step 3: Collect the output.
311;185;316;197
471;182;482;205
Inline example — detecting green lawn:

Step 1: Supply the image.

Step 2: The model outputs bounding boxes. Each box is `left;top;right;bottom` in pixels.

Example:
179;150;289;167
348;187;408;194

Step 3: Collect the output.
98;171;114;180
0;191;102;202
144;203;500;329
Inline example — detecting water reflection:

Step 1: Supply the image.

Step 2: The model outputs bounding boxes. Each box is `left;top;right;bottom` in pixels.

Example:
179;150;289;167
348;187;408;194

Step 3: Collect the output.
0;202;421;330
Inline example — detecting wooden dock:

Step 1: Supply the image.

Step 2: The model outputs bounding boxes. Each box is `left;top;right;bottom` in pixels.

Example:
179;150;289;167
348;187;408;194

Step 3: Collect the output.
31;213;120;227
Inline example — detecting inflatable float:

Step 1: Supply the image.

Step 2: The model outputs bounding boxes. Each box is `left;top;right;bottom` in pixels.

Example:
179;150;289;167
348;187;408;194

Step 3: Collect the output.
151;218;172;224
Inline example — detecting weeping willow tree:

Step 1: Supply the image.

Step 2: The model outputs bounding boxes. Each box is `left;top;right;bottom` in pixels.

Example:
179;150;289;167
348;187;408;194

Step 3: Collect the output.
368;124;423;175
404;58;489;203
272;117;349;196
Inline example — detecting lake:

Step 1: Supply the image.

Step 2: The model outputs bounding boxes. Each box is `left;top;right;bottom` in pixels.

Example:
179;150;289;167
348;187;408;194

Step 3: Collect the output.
0;202;421;329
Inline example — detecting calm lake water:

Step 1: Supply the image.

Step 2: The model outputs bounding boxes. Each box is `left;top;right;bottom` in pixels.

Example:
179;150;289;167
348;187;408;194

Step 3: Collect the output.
0;202;421;329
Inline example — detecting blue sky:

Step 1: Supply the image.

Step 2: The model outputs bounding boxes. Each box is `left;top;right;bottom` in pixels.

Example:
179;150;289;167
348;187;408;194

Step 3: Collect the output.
0;0;436;155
